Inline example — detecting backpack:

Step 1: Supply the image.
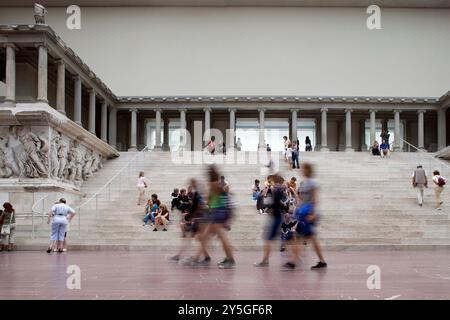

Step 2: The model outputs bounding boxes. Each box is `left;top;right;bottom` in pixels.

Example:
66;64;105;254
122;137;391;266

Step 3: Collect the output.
437;177;446;187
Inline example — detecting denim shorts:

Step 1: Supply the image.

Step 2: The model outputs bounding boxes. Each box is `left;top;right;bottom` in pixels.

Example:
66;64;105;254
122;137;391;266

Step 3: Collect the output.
265;215;282;241
210;208;231;224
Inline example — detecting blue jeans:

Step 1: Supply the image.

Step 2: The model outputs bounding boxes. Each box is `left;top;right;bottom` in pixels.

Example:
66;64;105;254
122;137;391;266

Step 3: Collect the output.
143;212;156;225
292;153;299;168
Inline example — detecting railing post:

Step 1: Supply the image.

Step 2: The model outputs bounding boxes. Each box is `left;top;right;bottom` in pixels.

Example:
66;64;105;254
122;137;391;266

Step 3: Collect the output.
78;208;81;237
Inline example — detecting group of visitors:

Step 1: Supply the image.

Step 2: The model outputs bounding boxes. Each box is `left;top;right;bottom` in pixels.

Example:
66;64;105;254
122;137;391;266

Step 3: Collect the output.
253;163;327;270
143;194;170;231
171;166;236;269
0;202;16;252
370;140;391;158
283;136;299;170
252;176;297;215
412;165;447;210
136;171;170;231
370;130;391;158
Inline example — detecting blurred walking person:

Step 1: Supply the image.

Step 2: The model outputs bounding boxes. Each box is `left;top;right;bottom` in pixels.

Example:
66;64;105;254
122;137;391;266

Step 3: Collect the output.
192;165;235;269
285;163;327;270
254;174;285;267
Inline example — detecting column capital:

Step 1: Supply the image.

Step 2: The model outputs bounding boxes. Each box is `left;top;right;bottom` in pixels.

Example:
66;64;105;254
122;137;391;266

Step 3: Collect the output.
55;59;65;67
320;107;328;113
153;108;162;113
101;100;108;106
369;109;378;113
129;108;138;113
416;109;426;114
203;107;212;113
393;109;402;114
3;43;17;50
257;107;266;113
88;88;96;95
179;108;187;113
72;74;81;81
290;108;298;114
34;42;48;49
345;109;353;113
228;107;237;113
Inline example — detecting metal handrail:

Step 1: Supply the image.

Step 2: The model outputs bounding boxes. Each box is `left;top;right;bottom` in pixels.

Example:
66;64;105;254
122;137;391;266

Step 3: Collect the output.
73;146;149;235
400;138;450;171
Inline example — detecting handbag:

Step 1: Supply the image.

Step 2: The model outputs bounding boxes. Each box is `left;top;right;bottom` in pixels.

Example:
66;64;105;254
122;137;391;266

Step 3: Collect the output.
1;212;13;236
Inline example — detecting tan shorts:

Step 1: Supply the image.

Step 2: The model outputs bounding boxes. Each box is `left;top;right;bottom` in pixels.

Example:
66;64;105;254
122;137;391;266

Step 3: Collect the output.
137;187;145;193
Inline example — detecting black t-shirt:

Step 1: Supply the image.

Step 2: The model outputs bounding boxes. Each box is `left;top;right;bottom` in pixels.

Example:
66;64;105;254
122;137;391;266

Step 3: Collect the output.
272;185;284;218
281;221;296;232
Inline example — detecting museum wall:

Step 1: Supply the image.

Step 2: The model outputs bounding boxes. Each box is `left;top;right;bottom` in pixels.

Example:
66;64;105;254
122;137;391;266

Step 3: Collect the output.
1;7;449;98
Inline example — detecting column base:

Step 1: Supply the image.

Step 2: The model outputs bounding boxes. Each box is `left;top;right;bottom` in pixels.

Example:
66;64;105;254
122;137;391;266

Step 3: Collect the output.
75;121;83;126
153;145;162;151
320;146;330;152
345;147;354;152
393;147;402;152
128;147;138;152
37;98;48;103
162;145;170;151
57;109;66;116
418;147;427;152
101;139;108;143
89;130;96;135
3;99;15;107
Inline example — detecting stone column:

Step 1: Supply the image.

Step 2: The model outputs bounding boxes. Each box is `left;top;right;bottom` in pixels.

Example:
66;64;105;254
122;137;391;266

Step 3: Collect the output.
393;110;402;151
163;117;170;151
4;43;16;105
204;107;211;141
56;60;66;114
228;108;236;149
179;108;187;150
417;110;426;150
437;107;447;150
108;107;117;149
73;75;82;126
154;108;162;150
129;108;138;151
37;44;48;102
101;101;108;142
258;108;266;149
88;89;96;134
345;109;354;152
291;109;298;142
320;108;329;151
369;109;376;145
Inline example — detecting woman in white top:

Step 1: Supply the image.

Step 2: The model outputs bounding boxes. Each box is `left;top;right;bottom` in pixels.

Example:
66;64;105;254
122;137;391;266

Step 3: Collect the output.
432;170;447;210
137;171;148;206
286;143;293;170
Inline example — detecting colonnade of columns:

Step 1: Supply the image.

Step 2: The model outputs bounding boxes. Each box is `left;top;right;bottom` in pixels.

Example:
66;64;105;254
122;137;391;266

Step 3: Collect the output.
2;42;117;148
126;106;447;152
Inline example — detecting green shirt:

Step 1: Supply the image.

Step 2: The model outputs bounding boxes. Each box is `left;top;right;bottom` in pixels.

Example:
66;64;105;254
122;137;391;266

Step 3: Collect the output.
1;211;15;225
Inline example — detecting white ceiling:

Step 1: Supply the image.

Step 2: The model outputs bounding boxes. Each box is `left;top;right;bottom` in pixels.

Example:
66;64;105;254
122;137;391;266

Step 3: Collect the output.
1;0;450;8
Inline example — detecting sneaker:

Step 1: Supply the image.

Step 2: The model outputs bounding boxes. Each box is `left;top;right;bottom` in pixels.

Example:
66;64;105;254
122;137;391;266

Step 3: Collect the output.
437;207;442;210
217;257;229;266
62;248;67;252
162;228;167;231
153;228;158;232
283;262;296;270
311;261;327;270
199;256;211;266
218;260;235;269
419;203;423;207
170;255;180;262
254;261;269;267
182;257;200;267
46;248;52;253
280;247;286;252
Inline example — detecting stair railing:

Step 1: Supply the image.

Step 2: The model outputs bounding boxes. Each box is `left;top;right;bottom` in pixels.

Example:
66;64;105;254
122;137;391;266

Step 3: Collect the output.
399;138;450;179
72;146;149;236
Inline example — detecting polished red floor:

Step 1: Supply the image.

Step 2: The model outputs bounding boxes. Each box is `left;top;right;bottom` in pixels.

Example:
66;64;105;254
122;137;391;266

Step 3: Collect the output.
0;249;449;299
